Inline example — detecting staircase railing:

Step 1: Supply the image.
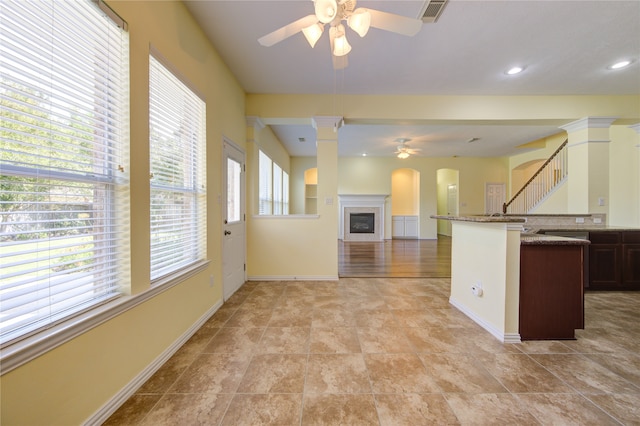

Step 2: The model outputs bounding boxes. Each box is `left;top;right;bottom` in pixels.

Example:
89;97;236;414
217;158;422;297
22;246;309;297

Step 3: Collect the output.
503;139;568;214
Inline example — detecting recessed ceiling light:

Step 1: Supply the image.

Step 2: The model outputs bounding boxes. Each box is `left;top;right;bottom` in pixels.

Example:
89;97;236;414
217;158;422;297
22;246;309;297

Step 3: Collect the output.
362;153;367;157
609;60;632;70
506;66;524;75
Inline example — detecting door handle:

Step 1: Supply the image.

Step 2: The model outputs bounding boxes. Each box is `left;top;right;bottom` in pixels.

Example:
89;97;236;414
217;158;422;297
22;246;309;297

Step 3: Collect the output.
224;230;231;235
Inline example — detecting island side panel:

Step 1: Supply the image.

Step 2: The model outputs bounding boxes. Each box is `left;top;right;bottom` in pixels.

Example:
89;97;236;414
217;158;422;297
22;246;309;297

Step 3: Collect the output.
449;221;522;342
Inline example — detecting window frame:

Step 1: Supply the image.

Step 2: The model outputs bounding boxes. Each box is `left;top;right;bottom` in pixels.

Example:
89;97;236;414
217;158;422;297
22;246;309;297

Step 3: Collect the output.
148;51;207;283
0;0;131;366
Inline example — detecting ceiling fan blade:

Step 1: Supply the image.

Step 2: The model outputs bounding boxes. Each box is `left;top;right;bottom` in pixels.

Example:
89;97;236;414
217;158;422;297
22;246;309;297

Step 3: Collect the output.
368;9;422;36
258;14;319;47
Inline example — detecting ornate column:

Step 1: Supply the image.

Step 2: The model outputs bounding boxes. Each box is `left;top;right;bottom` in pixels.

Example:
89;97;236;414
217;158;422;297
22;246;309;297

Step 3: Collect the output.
312;116;342;274
560;117;616;214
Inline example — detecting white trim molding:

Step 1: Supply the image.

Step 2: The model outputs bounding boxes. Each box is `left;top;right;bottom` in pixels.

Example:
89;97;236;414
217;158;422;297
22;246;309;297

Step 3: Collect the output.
449;296;521;344
84;300;222;425
248;275;339;281
560;116;617;133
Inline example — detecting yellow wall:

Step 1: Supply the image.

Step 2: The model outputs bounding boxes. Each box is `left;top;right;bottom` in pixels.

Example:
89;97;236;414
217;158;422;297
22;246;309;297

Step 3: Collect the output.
246;127;338;279
609;125;640;226
391;168;420;215
0;1;246;424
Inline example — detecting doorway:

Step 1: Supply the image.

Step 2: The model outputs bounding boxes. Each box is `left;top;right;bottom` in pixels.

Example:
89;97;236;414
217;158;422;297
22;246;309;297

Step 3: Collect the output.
223;139;246;300
485;183;506;214
436;168;459;236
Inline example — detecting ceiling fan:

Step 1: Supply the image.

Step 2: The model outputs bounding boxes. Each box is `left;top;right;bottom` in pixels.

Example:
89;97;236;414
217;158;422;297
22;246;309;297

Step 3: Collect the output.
395;138;421;159
258;0;423;69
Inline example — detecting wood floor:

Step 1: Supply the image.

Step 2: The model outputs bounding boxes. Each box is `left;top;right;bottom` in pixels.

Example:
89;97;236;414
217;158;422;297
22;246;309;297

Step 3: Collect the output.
338;236;452;278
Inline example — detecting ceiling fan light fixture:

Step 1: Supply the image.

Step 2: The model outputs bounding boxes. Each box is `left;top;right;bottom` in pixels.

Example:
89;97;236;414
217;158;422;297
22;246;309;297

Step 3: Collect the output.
332;24;351;57
397;151;410;159
348;8;371;37
302;22;324;47
315;0;338;24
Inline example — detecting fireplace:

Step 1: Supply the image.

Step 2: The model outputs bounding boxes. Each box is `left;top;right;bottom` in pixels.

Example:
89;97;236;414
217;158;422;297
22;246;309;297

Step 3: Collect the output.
350;213;375;234
338;194;388;241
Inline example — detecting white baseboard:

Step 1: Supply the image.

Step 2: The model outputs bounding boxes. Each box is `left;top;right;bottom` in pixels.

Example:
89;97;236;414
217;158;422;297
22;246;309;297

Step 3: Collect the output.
84;300;223;426
449;296;521;344
247;275;339;281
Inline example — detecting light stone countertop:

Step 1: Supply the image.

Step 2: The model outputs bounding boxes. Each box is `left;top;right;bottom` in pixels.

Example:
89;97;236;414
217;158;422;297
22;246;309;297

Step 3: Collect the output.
430;215;525;223
429;215;592;245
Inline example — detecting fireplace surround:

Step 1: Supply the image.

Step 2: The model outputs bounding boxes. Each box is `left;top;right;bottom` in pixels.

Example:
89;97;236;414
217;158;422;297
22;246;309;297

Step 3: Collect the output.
338;194;388;241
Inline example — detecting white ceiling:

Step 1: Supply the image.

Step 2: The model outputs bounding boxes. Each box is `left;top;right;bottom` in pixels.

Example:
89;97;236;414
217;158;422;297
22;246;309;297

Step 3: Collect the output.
183;0;640;157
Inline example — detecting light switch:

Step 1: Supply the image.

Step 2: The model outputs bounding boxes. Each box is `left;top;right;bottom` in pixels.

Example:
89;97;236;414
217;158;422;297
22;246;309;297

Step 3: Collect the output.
325;197;333;205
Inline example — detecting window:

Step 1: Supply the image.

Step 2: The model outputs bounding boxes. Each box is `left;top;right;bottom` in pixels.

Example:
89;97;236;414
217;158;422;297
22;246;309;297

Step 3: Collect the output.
257;150;289;215
273;163;283;215
0;0;129;345
258;151;272;215
149;54;206;281
227;156;242;223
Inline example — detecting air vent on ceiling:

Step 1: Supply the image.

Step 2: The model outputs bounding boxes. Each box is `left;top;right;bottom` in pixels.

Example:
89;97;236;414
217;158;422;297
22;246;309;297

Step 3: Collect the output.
418;0;448;23
298;137;306;143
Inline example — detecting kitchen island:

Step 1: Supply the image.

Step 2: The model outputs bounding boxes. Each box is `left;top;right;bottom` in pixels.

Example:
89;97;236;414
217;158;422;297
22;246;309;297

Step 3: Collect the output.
432;215;589;342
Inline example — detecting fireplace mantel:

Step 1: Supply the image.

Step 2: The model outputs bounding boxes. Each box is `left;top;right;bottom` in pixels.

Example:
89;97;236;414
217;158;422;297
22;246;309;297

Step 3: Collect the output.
338;194;388;241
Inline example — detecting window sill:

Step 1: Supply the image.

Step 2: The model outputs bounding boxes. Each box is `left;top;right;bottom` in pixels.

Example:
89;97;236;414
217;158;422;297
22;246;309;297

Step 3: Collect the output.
0;260;210;375
253;214;320;219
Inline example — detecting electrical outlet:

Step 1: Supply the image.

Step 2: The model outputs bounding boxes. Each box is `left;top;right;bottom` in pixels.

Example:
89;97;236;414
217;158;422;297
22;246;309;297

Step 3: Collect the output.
576;217;585;224
471;282;483;297
593;218;602;224
209;275;214;287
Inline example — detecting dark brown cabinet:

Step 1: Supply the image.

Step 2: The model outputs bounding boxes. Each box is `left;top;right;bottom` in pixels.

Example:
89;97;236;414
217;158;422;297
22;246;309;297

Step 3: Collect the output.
589;231;640;290
520;244;585;340
622;231;640;287
589;232;622;289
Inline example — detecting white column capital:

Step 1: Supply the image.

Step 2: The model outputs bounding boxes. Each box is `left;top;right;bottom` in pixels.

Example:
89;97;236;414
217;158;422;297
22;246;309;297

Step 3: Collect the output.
560;116;617;133
245;116;265;130
628;122;640;135
312;116;343;131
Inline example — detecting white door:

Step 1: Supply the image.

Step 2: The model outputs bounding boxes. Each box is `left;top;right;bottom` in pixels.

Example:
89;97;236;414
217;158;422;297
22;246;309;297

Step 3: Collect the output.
223;139;245;300
486;183;505;214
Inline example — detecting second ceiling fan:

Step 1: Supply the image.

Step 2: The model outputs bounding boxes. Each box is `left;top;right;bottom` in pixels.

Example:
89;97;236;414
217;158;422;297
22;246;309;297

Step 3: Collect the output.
258;0;423;69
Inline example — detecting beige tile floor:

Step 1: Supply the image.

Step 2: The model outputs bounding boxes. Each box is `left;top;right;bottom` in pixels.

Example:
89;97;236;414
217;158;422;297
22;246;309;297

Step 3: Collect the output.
105;278;640;425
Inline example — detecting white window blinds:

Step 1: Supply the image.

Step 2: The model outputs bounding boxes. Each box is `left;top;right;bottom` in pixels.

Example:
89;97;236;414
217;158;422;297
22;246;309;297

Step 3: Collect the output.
283;171;289;214
149;54;206;282
257;150;289;215
273;163;283;215
258;150;272;215
0;0;129;345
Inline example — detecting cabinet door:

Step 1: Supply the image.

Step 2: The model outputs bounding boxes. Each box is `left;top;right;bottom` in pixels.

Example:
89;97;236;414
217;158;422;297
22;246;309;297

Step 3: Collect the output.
392;217;405;237
623;244;640;288
520;245;584;339
404;216;419;238
589;244;622;289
